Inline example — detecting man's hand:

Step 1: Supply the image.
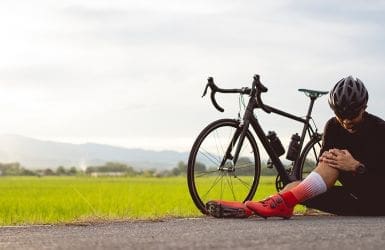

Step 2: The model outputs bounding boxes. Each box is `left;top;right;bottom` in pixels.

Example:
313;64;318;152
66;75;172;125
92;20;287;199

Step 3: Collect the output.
319;149;360;172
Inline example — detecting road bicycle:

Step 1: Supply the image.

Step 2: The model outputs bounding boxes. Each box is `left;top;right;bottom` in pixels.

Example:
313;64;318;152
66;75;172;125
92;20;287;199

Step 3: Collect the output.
187;74;328;214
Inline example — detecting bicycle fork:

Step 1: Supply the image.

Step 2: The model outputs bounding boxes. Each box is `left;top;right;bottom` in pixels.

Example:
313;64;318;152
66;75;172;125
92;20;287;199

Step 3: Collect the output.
219;108;253;173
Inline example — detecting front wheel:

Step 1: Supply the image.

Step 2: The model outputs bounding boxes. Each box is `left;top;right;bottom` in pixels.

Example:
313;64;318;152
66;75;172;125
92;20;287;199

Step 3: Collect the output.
187;119;261;214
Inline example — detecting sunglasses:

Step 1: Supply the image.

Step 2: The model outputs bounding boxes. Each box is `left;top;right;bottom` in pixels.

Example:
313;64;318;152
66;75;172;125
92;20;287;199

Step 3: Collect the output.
335;109;363;120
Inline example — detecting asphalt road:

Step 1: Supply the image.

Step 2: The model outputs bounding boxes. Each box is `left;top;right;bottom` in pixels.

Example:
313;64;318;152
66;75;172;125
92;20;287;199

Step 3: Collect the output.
1;216;385;250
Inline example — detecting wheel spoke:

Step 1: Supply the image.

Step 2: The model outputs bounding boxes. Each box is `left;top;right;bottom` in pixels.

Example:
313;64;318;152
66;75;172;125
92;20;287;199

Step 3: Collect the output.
198;148;220;166
220;174;224;200
213;129;226;160
226;176;237;201
201;174;224;200
195;169;219;178
235;163;253;169
234;176;253;190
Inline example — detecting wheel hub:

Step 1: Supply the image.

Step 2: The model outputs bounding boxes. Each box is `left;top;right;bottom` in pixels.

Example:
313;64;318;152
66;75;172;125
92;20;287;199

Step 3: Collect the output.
219;161;236;173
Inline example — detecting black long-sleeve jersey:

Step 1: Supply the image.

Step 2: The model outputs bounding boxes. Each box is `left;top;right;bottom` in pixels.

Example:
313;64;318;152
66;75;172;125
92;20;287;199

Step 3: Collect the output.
320;112;385;198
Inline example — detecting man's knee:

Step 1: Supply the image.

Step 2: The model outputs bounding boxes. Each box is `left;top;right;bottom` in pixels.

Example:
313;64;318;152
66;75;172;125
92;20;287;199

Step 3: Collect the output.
314;161;339;174
313;162;339;188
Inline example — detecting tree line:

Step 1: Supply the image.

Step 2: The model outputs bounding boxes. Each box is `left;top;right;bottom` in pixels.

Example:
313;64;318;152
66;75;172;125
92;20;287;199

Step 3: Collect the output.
0;162;80;177
0;161;178;177
0;160;314;177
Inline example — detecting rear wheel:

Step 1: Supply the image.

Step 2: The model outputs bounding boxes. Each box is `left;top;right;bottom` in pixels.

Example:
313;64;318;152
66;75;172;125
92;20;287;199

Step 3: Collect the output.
187;119;261;214
296;134;322;180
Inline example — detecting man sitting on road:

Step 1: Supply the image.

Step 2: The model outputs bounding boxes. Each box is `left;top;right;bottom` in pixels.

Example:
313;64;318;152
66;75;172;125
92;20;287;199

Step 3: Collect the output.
207;76;385;218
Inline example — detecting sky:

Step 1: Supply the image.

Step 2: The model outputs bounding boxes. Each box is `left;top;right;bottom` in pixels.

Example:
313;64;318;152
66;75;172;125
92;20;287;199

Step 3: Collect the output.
0;0;384;152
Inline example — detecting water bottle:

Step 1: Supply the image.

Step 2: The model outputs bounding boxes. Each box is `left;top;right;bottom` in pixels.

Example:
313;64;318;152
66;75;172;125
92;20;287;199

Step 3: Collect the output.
286;133;300;161
267;131;285;157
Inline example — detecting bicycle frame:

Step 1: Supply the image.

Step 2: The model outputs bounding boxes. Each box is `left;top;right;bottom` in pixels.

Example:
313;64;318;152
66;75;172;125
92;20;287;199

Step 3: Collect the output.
206;75;323;186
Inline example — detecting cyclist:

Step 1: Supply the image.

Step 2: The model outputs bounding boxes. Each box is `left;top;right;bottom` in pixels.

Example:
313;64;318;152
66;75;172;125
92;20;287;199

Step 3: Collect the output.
207;76;385;218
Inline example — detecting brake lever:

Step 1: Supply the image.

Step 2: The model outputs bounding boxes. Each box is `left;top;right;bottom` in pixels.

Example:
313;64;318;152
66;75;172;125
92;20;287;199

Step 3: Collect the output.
202;84;210;97
202;77;215;97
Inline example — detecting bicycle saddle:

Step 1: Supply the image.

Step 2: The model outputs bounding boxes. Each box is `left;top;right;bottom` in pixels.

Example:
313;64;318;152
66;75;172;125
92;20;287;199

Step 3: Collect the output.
298;89;328;98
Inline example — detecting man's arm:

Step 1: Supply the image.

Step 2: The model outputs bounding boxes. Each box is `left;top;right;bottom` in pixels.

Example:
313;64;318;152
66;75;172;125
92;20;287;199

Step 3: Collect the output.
319;149;361;172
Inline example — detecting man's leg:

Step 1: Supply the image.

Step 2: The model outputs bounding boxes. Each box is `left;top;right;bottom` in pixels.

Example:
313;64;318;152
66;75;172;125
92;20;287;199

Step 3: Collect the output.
280;162;340;206
302;186;361;215
245;162;340;218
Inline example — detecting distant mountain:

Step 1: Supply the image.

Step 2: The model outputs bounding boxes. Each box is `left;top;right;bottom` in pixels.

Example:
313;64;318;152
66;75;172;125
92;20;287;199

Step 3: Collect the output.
0;135;189;170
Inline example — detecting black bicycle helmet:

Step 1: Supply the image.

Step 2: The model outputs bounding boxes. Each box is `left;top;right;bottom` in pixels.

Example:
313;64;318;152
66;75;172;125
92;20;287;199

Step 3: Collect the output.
328;76;368;119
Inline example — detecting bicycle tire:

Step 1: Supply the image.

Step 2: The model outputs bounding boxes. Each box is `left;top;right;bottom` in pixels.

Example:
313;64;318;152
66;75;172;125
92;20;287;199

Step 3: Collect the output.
295;134;322;180
187;119;261;214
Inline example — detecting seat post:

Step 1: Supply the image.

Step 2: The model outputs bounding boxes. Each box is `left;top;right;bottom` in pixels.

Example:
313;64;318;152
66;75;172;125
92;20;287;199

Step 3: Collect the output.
297;89;328;120
306;97;316;121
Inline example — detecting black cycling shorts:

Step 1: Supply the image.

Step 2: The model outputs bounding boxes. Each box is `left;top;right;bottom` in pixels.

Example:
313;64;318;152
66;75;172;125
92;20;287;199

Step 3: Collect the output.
301;186;385;216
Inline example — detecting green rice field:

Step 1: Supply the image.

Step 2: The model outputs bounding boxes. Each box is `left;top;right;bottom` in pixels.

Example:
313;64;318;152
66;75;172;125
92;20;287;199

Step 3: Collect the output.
0;176;306;225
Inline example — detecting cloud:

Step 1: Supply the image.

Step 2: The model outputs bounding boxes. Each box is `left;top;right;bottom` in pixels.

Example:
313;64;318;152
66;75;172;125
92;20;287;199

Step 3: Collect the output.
0;0;383;150
286;0;385;24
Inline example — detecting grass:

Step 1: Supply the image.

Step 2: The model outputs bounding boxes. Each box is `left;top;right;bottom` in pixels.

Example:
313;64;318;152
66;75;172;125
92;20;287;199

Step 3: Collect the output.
0;176;306;226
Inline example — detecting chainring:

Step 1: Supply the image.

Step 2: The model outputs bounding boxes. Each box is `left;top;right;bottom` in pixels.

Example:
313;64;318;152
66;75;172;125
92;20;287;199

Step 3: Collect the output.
275;168;293;192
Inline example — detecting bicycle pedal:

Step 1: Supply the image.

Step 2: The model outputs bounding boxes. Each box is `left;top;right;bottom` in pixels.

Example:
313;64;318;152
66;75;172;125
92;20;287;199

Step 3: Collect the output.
206;201;222;218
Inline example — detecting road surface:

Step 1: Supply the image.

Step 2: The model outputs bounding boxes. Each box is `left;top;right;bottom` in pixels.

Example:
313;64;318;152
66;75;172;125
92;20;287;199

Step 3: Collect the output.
1;216;385;249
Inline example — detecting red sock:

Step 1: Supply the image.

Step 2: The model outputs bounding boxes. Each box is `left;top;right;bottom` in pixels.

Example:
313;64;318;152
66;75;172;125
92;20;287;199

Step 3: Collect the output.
280;191;299;208
281;172;328;207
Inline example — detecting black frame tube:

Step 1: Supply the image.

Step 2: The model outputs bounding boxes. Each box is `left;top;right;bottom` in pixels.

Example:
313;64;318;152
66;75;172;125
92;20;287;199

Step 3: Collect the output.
236;94;318;185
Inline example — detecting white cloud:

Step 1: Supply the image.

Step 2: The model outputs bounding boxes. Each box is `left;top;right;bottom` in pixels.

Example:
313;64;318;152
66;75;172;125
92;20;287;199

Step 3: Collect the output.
0;0;383;150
